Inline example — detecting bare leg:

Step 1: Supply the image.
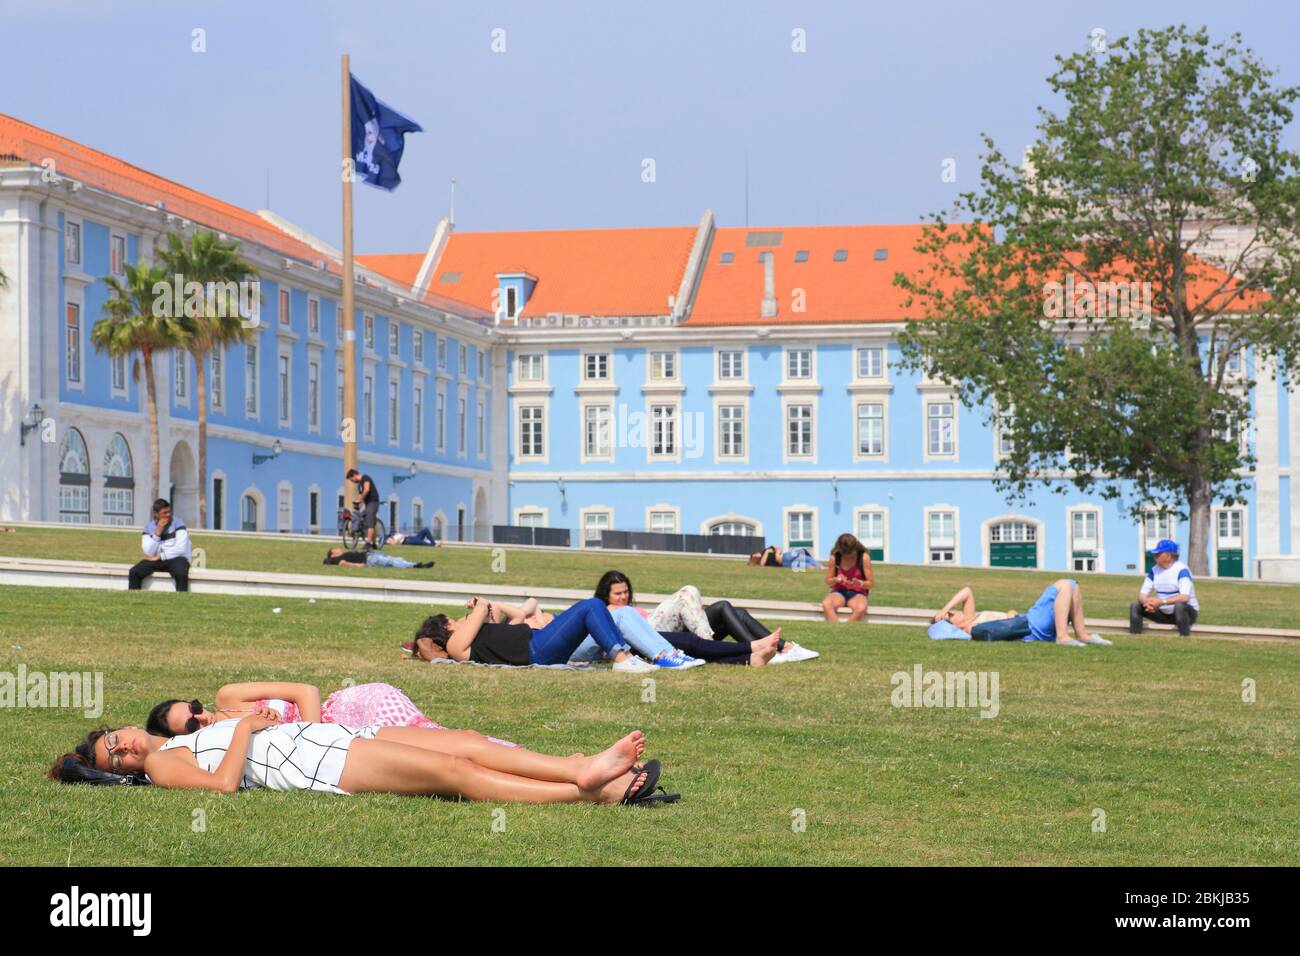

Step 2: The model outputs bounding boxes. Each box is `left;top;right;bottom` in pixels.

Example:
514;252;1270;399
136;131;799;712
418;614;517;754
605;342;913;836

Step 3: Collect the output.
822;592;846;622
339;738;648;803
749;634;781;666
1050;579;1085;645
374;726;643;790
846;594;869;622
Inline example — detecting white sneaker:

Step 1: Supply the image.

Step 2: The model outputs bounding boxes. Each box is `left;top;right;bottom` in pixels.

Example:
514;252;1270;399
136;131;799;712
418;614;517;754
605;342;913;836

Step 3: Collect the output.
1081;635;1113;645
613;656;656;673
770;643;819;663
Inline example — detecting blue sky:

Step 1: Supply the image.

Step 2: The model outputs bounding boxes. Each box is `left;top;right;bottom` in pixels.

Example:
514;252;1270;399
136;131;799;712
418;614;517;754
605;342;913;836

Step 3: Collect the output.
4;0;1297;254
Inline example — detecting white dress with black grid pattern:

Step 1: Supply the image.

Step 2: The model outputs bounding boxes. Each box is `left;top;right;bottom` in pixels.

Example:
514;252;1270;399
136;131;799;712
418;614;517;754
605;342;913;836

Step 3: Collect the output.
156;718;379;794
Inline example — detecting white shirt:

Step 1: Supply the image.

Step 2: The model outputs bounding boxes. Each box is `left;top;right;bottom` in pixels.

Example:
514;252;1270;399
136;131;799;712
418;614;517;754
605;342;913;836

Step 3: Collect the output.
141;517;192;562
1140;560;1198;613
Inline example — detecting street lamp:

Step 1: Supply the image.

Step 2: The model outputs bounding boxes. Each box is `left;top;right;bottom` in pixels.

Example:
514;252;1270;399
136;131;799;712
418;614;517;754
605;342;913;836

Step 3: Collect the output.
557;477;566;500
393;461;418;485
252;439;283;466
18;404;45;446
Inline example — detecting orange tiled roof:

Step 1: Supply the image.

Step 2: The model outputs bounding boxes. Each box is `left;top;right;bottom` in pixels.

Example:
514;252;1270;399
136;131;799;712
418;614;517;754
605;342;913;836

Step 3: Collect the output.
356;252;426;288
0;113;335;271
382;226;699;318
686;224;1264;326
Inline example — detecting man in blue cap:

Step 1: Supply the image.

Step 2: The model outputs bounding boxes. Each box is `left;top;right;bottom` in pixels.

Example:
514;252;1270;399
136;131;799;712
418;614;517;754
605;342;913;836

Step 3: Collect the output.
1130;539;1199;636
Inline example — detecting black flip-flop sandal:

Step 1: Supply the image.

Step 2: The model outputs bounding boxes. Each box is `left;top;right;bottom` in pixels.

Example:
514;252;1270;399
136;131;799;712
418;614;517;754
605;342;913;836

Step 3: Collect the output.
620;759;680;805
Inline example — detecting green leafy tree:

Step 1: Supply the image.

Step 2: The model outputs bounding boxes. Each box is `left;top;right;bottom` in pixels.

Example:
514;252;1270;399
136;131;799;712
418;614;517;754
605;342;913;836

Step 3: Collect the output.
92;261;183;502
897;26;1300;575
158;230;258;528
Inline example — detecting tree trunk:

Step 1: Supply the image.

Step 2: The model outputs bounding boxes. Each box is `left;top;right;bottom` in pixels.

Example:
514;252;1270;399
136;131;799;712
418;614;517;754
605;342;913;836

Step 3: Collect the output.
1186;473;1213;577
143;345;160;503
193;350;208;528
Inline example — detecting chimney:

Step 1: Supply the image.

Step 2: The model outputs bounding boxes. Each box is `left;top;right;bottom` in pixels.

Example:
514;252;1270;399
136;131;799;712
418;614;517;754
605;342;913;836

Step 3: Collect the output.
760;252;777;318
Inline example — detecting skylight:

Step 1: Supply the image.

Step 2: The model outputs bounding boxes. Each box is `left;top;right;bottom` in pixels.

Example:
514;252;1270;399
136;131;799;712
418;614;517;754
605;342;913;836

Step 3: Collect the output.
873;248;888;261
744;231;783;246
833;250;848;262
438;272;461;283
719;251;734;264
794;250;809;262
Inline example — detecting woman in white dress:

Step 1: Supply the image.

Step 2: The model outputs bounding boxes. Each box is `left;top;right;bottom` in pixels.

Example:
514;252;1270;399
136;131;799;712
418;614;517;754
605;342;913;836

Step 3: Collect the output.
49;711;675;804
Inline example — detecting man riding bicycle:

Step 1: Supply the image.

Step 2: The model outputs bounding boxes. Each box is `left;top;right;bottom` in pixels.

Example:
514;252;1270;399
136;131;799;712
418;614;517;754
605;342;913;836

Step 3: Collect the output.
346;468;381;550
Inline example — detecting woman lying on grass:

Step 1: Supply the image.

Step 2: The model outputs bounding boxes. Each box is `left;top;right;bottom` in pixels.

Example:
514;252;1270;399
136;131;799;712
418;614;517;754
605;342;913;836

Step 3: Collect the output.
146;681;517;747
932;581;1112;645
49;713;675;804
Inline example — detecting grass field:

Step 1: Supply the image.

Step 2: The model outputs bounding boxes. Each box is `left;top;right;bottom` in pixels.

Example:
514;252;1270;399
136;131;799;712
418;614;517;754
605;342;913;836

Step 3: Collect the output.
0;579;1296;866
4;525;1300;629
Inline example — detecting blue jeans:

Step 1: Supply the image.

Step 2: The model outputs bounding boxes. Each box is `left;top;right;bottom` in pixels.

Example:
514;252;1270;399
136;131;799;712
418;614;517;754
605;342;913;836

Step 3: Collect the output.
571;605;674;662
404;528;437;546
365;553;417;569
529;598;632;665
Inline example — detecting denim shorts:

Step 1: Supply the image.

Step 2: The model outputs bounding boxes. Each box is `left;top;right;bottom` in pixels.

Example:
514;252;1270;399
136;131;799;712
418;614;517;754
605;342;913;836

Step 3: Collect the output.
970;614;1032;641
830;587;868;602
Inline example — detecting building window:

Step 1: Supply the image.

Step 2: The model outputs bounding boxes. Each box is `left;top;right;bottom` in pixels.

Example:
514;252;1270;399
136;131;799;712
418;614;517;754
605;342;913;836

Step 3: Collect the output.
857;347;884;379
307;360;319;430
583;511;611;547
857;510;885;555
1218;508;1243;544
412;500;423;531
995;407;1015;457
244;342;258;417
277;354;290;423
476;400;485;456
210;347;224;409
65;303;81;384
709;520;756;537
174;350;189;403
388;378;400;443
856;403;883;456
389;322;399;357
505;286;518;319
459;344;467;374
787;404;813;457
458;396;467;454
213;477;225;530
241;494;259;532
584;353;609;381
308;298;320;335
1071;509;1100;572
585;404;611;457
927;402;955;457
363;314;375;350
650;351;677;381
413;384;424;447
437;336;447;369
58;429;91;523
719;404;745;457
517;511;543;529
651;404;677;456
65;221;81;266
519;405;544;457
335;360;344;431
110;235;125;275
436;390;446;451
649;510;678;534
309;490;320;530
518;353;544;382
279;289;291;327
990;521;1036;543
102;433;135;526
111;352;127;392
414;330;425;364
787;511;814;549
927;510;956;563
363;374;374;440
786;349;812;380
718;350;744;380
478;351;486;379
278;486;292;531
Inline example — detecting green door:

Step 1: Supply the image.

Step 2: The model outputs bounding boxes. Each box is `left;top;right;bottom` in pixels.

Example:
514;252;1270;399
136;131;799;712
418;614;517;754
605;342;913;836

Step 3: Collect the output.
990;542;1037;568
867;548;884;562
1217;549;1244;578
1144;553;1157;573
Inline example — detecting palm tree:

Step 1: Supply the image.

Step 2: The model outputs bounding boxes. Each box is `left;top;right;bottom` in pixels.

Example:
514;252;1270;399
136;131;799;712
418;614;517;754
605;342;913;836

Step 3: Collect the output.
0;265;8;288
93;261;182;502
158;230;258;528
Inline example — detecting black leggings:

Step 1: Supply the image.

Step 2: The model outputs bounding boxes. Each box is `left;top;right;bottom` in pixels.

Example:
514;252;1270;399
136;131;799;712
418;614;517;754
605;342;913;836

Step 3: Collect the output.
705;602;783;649
660;631;753;665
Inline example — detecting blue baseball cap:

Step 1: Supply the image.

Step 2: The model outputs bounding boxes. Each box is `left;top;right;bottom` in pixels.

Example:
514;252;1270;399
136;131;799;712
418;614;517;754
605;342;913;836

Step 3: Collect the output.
1147;538;1179;556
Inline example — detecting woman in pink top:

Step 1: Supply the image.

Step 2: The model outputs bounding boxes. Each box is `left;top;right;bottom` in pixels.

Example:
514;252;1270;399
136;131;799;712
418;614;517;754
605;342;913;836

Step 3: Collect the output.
822;533;872;622
145;681;517;747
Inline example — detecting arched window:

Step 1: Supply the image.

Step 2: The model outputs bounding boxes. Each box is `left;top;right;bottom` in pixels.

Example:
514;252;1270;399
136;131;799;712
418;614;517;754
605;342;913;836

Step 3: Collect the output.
708;520;757;537
102;433;134;526
58;428;91;523
241;494;259;532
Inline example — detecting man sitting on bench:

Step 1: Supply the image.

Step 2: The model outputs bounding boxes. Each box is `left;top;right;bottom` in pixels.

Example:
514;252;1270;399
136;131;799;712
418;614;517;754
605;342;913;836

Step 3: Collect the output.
129;499;192;592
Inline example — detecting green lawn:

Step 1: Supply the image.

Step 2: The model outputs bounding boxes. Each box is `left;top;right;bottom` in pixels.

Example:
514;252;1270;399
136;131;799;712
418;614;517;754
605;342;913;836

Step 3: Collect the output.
3;525;1300;629
0;583;1296;865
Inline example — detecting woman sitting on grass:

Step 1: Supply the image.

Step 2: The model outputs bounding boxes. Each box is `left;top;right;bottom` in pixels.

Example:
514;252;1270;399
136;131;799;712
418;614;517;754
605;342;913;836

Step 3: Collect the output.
145;681;517;748
932;582;1112;645
822;533;872;623
50;713;675;804
410;596;656;672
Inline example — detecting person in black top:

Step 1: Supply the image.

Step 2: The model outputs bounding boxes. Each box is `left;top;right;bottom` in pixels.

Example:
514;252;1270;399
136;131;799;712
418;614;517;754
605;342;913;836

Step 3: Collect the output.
411;597;655;671
324;547;433;569
346;468;381;549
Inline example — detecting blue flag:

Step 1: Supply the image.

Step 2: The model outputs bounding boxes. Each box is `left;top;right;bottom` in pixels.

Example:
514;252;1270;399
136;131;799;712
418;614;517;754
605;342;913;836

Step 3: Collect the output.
350;74;422;191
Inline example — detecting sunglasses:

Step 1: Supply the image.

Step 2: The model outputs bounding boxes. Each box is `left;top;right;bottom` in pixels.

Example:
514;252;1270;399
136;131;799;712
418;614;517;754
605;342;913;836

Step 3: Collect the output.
181;699;205;734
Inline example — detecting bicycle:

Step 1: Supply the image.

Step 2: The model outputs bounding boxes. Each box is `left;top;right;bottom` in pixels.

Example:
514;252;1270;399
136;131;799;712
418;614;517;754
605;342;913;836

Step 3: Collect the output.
338;505;386;551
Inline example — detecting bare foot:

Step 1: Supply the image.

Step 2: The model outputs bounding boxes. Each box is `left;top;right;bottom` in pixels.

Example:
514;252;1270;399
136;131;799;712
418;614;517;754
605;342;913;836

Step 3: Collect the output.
770;627;784;649
575;731;644;792
598;764;650;804
750;635;780;667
